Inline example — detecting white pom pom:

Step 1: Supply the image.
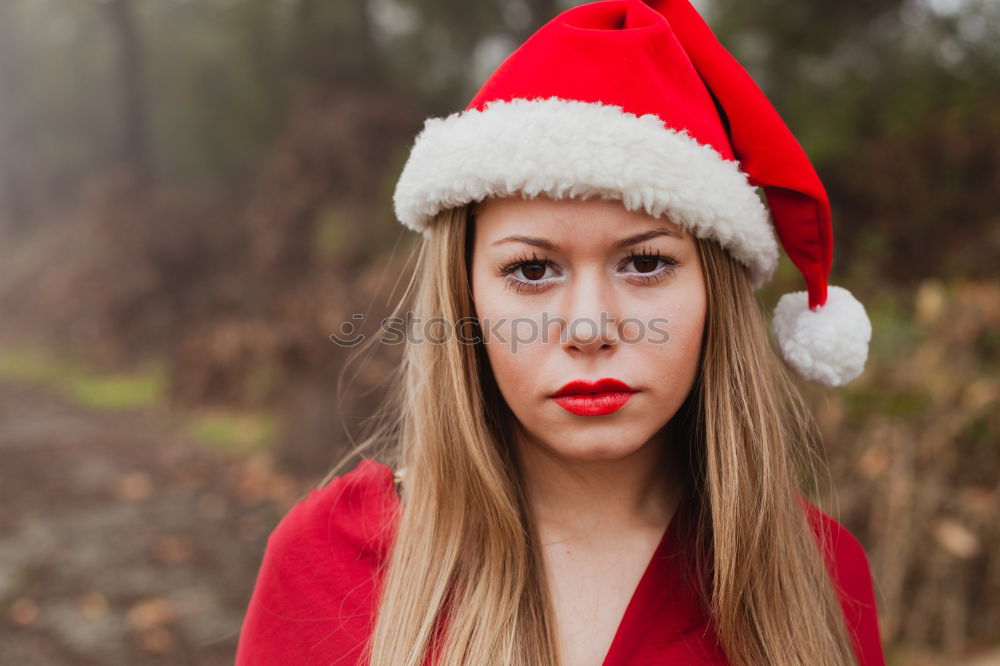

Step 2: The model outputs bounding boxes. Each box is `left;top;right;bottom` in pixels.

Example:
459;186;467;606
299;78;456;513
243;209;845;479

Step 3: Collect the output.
772;285;872;388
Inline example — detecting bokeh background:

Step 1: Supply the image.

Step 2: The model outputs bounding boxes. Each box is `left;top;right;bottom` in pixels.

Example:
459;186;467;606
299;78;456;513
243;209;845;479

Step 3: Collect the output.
0;0;997;664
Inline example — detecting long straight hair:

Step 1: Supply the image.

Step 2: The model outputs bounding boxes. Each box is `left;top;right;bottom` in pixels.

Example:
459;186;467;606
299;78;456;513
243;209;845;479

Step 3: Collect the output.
326;201;860;666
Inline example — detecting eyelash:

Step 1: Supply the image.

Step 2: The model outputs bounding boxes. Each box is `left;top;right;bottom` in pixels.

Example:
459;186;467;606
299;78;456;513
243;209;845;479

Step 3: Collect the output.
496;246;679;294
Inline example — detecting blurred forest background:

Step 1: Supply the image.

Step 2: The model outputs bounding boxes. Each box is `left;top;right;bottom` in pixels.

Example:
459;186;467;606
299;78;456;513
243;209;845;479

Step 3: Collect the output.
0;0;997;664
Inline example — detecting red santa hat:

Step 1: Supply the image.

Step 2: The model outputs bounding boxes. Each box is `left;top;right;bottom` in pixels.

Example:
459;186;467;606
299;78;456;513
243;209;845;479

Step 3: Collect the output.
392;0;872;388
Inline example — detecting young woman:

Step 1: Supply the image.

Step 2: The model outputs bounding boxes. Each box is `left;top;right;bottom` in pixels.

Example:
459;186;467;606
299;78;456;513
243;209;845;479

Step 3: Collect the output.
235;1;881;665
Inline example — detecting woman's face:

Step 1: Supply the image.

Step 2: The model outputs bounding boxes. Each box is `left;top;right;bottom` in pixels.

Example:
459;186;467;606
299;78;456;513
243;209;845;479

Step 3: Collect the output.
469;194;706;463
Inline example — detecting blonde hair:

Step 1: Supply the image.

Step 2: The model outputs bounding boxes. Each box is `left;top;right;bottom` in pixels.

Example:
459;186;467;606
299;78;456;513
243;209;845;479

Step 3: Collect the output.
324;202;859;666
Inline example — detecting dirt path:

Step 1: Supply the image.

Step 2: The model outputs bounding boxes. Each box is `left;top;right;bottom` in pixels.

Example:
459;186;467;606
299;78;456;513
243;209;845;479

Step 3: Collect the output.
0;379;305;666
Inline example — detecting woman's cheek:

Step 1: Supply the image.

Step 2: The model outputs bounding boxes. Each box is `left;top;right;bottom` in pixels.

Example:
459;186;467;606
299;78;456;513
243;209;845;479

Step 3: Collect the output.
482;340;540;428
481;315;546;384
657;292;706;385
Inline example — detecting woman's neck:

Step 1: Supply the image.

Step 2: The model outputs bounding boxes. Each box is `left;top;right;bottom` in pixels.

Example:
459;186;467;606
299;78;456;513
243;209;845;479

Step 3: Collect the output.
514;426;683;545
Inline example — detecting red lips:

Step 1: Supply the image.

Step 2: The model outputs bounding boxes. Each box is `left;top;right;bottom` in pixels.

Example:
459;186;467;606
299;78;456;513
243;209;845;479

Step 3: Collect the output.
550;378;637;416
551;378;635;397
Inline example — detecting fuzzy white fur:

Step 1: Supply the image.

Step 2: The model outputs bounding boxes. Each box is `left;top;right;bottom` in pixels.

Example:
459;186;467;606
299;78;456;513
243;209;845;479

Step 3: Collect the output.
392;97;780;288
772;285;872;387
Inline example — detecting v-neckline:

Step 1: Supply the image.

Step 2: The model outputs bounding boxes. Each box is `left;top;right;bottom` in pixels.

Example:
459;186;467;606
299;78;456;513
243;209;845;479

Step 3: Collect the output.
599;502;683;666
376;459;693;665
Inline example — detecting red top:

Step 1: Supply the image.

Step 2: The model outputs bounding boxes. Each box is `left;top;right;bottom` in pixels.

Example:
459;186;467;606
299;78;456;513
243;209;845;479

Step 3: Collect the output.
235;458;886;666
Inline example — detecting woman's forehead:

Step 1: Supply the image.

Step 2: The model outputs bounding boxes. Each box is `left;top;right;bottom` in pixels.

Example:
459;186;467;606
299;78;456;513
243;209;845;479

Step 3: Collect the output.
472;194;687;243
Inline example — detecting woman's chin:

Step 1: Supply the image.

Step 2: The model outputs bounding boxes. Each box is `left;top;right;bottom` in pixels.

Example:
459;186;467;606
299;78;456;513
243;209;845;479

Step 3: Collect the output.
539;436;650;464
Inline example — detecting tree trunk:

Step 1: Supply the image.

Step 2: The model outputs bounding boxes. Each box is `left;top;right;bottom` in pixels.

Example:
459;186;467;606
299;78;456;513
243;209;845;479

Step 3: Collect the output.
0;0;29;227
103;0;153;184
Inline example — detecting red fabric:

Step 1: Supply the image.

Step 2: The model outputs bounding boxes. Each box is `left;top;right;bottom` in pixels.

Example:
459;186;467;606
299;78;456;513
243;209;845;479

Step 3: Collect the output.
235;458;886;666
467;0;733;163
466;0;733;160
466;0;833;309
643;0;833;308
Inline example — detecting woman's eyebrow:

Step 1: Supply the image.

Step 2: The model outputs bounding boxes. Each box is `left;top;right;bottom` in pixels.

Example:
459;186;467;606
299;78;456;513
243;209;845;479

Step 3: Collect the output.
491;227;682;250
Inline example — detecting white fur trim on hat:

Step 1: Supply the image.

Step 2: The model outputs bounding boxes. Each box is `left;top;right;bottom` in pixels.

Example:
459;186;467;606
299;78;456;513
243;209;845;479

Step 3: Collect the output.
392;96;780;288
772;285;872;387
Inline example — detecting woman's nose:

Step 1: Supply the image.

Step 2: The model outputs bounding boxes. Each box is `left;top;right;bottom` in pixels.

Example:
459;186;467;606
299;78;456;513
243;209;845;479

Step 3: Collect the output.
559;271;620;354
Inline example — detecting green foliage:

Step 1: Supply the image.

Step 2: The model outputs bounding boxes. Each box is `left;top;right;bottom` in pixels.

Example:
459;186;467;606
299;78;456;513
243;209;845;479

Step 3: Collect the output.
0;343;166;410
189;408;278;452
68;368;166;409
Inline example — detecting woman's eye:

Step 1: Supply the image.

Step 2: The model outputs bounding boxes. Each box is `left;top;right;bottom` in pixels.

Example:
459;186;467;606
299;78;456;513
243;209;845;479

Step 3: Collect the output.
498;250;677;294
625;256;662;274
514;261;551;281
497;254;561;293
619;252;679;284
